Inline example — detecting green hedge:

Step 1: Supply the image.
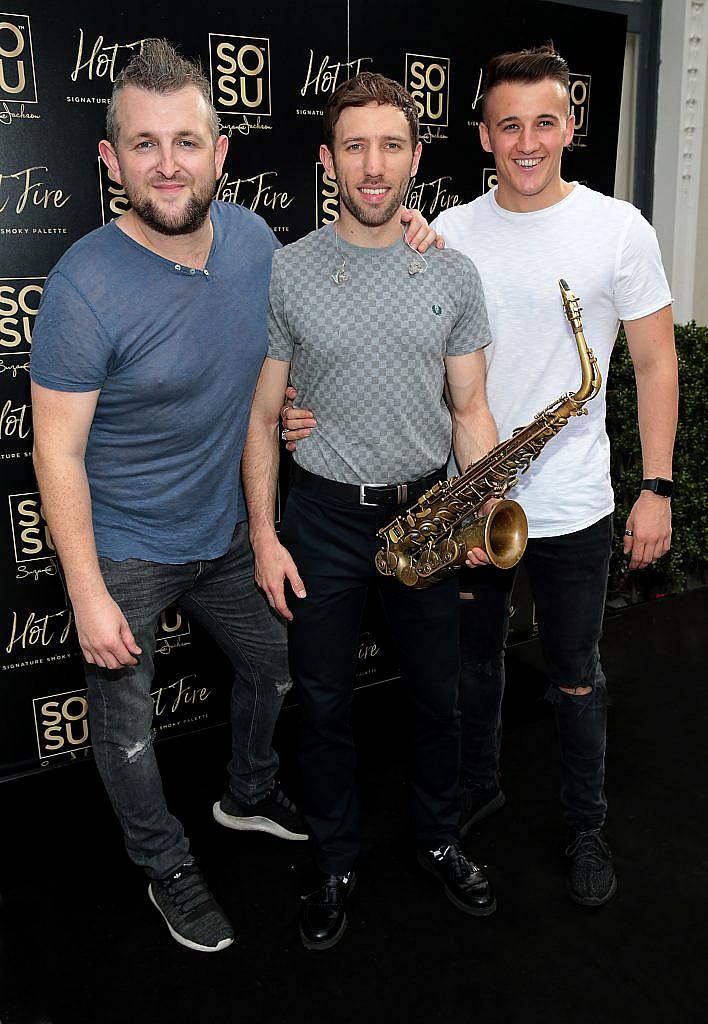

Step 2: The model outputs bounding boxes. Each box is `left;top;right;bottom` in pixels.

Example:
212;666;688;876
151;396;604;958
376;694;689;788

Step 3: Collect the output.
606;321;708;602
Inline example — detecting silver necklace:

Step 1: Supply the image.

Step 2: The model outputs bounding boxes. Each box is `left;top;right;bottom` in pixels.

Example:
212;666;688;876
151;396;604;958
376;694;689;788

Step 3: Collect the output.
330;223;429;285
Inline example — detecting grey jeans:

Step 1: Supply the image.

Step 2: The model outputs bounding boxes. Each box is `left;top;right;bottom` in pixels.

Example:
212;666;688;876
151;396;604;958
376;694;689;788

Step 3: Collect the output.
83;523;291;880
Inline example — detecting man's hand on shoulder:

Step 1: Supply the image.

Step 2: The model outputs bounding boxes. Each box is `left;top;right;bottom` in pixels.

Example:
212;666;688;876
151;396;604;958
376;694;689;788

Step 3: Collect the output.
72;591;142;669
624;490;672;569
399;207;445;252
251;529;306;621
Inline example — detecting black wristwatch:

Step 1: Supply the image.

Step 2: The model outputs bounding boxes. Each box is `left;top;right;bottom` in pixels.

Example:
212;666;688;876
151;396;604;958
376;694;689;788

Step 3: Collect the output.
641;477;674;498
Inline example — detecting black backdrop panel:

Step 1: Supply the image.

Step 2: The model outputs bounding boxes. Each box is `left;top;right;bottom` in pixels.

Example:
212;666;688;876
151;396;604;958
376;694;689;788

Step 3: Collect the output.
0;0;626;779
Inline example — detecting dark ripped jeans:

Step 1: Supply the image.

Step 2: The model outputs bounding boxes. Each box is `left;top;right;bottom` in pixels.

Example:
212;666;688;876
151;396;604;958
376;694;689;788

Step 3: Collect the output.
459;514;613;832
84;523;290;880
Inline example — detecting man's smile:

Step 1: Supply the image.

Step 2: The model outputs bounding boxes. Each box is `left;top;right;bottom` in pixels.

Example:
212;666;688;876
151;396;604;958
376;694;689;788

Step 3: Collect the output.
513;157;544;169
358;185;391;202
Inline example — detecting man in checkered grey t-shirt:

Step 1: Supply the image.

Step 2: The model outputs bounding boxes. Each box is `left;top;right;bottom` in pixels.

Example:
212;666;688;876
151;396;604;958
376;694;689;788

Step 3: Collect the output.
242;73;499;951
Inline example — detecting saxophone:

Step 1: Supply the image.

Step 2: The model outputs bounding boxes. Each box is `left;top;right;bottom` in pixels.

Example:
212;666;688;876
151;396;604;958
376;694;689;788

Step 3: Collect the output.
375;279;602;588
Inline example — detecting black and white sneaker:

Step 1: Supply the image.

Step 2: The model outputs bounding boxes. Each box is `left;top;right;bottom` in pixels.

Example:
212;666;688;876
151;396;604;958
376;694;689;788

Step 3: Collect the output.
213;781;308;841
148;862;234;952
565;829;617;907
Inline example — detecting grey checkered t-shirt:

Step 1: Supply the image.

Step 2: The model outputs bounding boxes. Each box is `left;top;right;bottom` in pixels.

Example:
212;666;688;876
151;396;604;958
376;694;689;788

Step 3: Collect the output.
268;224;492;485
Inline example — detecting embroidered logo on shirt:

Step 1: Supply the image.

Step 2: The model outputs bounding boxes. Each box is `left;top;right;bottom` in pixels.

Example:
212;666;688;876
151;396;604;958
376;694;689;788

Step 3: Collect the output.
432;304;442;316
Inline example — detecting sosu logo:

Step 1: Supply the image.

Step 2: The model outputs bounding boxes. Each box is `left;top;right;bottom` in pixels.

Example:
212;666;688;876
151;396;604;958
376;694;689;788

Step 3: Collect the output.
98;158;129;224
36;691;89;756
0;14;37;103
570;74;591;137
210;35;271;116
406;55;449;126
10;493;55;561
483;169;498;194
0;279;43;353
315;161;338;229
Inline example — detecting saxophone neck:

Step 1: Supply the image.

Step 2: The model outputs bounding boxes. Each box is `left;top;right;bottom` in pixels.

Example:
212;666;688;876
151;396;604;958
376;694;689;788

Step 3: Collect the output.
559;279;602;405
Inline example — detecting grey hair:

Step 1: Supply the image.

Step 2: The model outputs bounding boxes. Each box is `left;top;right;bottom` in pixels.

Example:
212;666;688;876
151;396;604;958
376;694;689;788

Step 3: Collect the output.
106;38;220;145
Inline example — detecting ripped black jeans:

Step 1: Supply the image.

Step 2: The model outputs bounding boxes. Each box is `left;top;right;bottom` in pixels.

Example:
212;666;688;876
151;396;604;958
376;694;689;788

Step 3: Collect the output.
84;523;290;880
459;514;612;832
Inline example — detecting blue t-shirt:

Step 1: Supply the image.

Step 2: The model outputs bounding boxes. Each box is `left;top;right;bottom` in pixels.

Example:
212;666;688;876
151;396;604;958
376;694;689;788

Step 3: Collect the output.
30;201;278;563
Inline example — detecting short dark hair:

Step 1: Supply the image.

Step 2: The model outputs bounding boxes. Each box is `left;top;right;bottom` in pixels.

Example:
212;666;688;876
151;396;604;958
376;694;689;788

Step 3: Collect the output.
482;44;570;123
323;72;419;151
106;38;220;145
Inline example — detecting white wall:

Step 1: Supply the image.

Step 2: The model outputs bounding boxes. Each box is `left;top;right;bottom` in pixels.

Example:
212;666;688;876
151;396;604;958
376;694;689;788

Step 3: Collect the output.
694;65;708;325
653;0;708;323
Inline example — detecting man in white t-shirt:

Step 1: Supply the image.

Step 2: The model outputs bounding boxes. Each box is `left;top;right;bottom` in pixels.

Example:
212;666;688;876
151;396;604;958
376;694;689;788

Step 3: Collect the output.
282;47;677;908
428;46;677;907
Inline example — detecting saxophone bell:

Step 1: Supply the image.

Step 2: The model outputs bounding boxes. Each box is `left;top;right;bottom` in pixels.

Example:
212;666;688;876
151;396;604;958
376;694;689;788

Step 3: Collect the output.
455;499;528;570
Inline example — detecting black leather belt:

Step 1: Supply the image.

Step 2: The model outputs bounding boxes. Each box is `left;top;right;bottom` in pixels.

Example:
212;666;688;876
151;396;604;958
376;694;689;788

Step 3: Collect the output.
291;463;443;508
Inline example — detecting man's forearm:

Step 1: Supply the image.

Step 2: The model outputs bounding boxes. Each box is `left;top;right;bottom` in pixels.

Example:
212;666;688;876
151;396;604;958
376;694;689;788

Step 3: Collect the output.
242;412;281;544
32;451;107;604
635;360;678;478
452;406;499;473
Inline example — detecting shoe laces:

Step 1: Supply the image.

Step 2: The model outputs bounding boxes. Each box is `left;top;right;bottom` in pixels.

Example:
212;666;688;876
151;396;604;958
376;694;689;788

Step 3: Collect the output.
161;863;214;918
565;830;611;866
271;783;298;813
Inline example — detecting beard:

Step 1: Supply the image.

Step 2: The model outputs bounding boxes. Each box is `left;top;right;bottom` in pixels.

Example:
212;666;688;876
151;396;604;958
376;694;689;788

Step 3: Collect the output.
122;175;217;236
335;167;410;228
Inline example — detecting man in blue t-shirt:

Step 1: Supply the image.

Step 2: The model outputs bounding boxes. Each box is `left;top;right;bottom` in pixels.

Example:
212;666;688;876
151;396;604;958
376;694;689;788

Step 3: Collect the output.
30;41;307;955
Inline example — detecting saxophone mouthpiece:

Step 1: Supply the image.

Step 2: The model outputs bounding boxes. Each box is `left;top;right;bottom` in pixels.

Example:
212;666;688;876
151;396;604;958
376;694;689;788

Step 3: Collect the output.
559;279;582;329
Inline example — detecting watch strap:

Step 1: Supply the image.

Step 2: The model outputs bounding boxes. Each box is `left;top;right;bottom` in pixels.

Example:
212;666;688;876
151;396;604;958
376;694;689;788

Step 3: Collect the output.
641;477;674;498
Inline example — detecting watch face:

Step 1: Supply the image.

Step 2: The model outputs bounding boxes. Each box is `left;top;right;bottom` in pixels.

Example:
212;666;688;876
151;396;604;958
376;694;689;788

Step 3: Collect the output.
644;478;673;497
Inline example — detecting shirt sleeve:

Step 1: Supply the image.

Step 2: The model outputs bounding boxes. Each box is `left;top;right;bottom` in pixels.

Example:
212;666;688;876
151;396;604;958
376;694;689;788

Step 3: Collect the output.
30;271;114;391
445;254;494;356
266;254;295;362
613;210;673;321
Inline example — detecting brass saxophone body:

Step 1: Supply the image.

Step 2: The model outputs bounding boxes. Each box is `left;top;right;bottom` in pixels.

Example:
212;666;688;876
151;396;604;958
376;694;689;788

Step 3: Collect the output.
375;279;602;588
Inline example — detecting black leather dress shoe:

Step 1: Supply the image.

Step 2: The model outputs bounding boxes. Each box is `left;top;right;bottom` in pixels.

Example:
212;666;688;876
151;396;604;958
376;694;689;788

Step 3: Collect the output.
299;871;356;950
418;843;496;916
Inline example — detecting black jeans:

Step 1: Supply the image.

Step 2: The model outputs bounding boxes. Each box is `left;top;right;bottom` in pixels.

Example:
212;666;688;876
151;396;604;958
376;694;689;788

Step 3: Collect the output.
281;484;461;874
459;514;613;832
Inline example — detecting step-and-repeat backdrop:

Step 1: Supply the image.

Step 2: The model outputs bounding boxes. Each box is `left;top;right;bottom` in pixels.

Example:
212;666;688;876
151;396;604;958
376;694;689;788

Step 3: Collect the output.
0;0;626;779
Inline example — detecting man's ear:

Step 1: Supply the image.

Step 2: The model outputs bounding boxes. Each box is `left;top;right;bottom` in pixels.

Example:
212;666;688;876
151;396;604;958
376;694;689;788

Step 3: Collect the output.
320;144;335;181
564;112;575;148
98;140;122;185
215;133;228;177
479;121;493;155
410;141;422;177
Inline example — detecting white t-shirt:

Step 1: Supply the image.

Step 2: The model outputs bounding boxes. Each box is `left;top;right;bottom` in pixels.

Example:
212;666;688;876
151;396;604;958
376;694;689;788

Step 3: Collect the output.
432;184;672;538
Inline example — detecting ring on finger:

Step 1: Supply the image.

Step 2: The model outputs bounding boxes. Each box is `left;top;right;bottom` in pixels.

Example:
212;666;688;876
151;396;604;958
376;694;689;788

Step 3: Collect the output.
280;428;288;441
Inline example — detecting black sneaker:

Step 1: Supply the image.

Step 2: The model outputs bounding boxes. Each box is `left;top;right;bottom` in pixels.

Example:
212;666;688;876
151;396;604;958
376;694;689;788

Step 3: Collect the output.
299;871;356;950
459;783;506;836
565;829;617;907
213;781;308;841
418;843;496;916
148;862;234;952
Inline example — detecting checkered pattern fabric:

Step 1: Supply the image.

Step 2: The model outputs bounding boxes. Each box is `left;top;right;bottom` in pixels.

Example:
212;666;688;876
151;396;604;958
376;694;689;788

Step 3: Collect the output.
268;225;492;485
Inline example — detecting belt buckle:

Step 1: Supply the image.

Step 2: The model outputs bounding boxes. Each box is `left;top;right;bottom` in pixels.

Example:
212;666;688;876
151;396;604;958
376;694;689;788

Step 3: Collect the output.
359;482;408;506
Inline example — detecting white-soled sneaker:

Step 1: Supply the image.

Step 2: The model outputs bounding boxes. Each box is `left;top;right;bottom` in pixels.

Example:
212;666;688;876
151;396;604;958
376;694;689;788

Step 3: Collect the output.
148;861;234;952
213;782;308;841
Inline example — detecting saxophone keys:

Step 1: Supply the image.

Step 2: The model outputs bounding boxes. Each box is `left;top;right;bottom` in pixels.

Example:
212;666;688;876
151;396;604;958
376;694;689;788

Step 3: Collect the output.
375;549;398;574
